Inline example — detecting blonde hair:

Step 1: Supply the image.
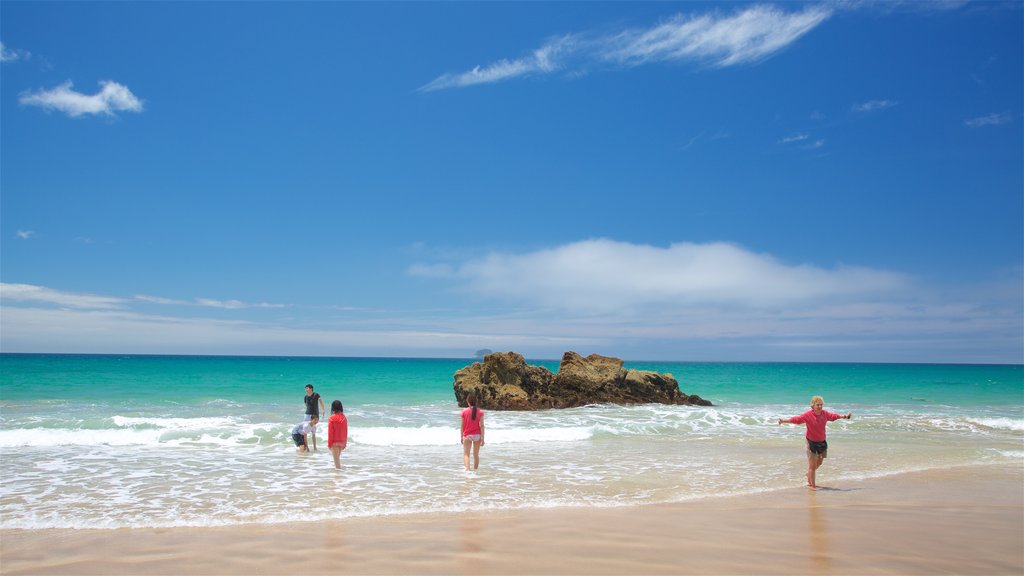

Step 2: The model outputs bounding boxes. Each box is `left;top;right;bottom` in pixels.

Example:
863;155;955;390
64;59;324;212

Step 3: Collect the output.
810;395;824;405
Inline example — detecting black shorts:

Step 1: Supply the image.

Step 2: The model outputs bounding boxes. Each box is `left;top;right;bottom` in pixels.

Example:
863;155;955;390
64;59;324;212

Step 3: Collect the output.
292;433;307;447
807;440;828;455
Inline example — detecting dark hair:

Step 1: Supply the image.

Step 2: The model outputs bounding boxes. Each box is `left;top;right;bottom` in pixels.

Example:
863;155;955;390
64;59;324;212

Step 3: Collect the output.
331;399;343;413
467;394;478;420
305;384;314;391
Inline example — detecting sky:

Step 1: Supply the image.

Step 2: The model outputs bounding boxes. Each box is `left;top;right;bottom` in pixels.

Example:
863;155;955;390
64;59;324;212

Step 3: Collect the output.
1;1;1021;363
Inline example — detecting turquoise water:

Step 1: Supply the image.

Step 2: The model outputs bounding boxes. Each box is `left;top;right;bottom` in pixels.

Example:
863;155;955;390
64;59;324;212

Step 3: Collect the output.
1;354;1021;529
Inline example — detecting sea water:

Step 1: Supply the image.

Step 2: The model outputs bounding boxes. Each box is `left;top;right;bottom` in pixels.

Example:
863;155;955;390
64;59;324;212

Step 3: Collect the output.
0;354;1020;529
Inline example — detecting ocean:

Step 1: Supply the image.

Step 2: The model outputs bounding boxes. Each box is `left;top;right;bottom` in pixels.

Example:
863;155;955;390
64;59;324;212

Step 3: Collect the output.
1;354;1021;529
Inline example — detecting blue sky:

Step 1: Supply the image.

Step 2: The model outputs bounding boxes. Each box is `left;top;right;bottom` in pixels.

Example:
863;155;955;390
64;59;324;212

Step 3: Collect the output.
1;1;1021;363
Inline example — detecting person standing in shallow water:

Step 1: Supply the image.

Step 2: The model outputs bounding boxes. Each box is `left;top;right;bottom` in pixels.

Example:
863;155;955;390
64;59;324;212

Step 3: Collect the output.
327;400;348;469
779;395;851;490
460;394;485;472
304;384;325;422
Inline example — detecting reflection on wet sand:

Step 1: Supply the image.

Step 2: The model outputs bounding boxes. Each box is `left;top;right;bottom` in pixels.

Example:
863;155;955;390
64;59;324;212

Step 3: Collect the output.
808;493;831;573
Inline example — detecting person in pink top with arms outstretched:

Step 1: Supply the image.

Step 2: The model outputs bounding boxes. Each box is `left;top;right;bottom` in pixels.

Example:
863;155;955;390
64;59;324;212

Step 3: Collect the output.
460;394;485;472
779;395;851;490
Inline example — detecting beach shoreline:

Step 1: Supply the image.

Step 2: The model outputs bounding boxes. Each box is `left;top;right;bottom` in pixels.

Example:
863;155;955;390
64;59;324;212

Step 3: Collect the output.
3;464;1021;575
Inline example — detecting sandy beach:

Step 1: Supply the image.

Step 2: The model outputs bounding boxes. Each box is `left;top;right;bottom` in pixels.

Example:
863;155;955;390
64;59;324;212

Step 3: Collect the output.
2;465;1021;575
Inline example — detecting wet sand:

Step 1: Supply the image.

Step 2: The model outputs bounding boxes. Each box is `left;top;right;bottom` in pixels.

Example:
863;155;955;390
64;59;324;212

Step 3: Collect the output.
2;465;1021;575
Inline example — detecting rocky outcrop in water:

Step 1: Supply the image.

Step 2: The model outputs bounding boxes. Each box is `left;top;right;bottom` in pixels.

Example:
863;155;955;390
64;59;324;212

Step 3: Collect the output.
453;351;712;410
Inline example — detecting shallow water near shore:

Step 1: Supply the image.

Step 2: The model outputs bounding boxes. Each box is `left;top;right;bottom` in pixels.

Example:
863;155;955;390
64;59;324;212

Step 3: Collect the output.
1;354;1021;529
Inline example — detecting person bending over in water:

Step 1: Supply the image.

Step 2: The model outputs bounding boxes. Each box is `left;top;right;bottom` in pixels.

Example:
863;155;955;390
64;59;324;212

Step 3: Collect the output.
460;394;485;472
327;400;348;469
291;415;319;453
779;396;851;490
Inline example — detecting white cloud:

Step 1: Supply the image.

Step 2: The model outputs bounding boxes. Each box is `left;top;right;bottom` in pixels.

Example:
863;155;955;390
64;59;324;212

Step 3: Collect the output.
195;298;287;309
134;295;188;305
964;112;1012;128
134;293;287;309
20;80;143;117
779;132;809;144
427;239;908;313
0;283;126;309
420;36;574;92
0;41;30;63
603;5;832;68
421;5;831;91
15;230;35;240
852;99;898;112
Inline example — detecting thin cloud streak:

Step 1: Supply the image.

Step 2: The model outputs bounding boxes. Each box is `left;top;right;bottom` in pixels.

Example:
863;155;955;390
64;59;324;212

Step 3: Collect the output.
419;38;574;92
852;99;898;112
20;80;143;117
0;284;286;311
964;111;1012;128
420;5;832;91
779;132;809;144
0;283;126;310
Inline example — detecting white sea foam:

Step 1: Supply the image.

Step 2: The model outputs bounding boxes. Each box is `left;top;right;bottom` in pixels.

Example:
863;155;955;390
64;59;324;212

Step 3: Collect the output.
351;425;593;446
963;417;1024;432
111;415;238;429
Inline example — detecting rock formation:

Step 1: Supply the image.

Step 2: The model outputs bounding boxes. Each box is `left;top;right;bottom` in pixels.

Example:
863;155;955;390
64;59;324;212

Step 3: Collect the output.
453;351;712;410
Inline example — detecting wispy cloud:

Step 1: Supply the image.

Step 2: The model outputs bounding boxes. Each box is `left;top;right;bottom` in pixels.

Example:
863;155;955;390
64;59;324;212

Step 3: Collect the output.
15;230;35;240
602;5;832;68
778;132;809;144
419;37;575;92
852;99;898;113
20;80;143;118
0;41;30;63
964;111;1012;128
420;5;832;91
136;293;287;309
0;284;289;313
195;298;287;310
0;283;126;309
0;40;29;62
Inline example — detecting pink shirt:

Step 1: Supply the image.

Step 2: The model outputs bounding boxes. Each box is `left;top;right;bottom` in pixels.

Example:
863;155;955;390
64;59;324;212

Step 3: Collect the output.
788;409;842;442
461;406;484;436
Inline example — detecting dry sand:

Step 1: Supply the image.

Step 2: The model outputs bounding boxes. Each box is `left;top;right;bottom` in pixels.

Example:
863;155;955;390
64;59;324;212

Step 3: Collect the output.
2;465;1021;575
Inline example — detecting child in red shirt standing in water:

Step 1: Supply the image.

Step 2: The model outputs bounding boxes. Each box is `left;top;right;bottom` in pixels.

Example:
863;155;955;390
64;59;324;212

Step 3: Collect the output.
327;400;348;469
779;395;851;490
460;394;485;472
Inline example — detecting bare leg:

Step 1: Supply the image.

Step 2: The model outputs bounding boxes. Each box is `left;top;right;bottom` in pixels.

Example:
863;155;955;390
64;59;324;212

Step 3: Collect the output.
806;452;823;489
331;445;342;469
472;440;481;470
463;438;472;471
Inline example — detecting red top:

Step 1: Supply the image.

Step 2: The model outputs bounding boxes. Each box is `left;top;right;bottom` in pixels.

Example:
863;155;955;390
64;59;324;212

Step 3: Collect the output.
788;409;842;442
327;413;348;447
461;406;484;436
